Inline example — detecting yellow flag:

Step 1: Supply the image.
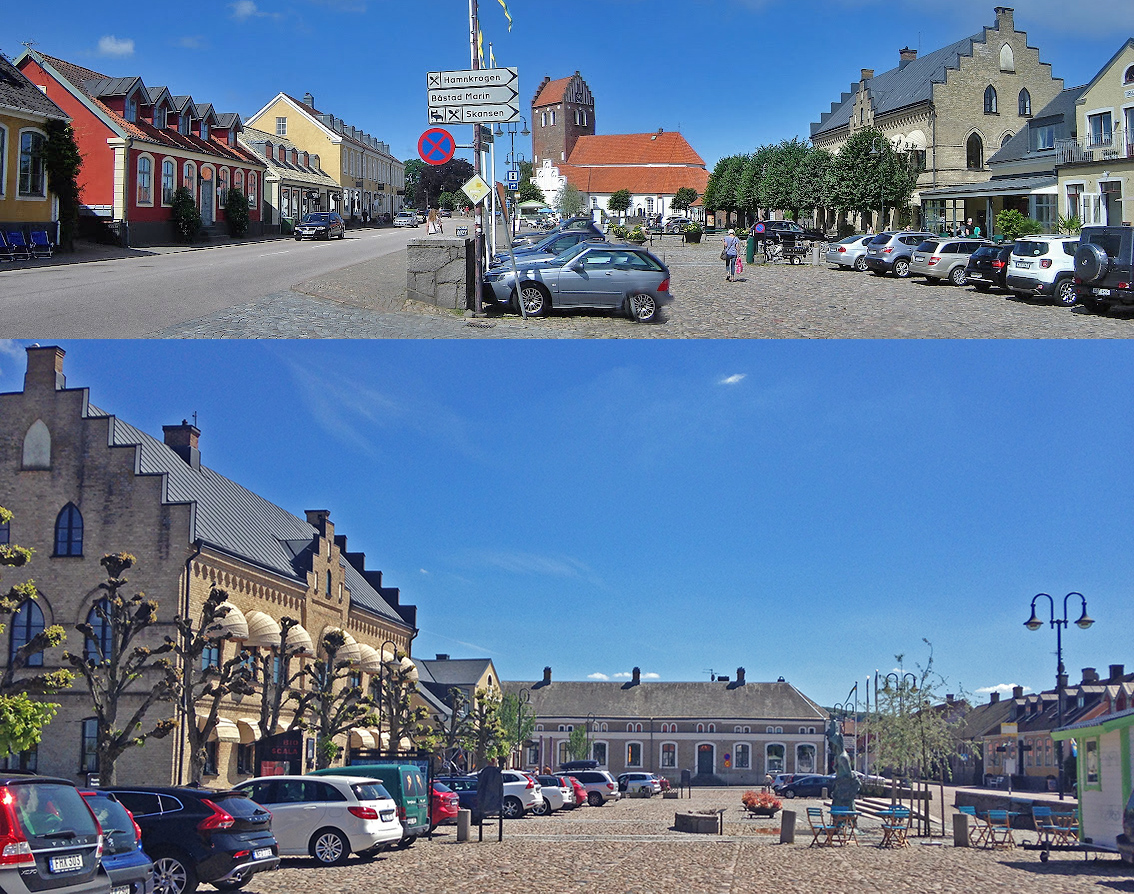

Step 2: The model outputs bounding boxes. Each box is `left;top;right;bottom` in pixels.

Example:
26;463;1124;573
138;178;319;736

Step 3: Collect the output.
497;0;513;31
477;27;484;67
489;43;496;68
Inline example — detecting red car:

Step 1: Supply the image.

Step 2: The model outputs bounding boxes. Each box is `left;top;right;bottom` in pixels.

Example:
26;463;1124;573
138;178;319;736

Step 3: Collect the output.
566;776;588;808
431;781;460;828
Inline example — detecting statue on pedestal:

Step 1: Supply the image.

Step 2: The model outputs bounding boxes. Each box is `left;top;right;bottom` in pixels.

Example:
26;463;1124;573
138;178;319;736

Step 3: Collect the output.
827;717;861;809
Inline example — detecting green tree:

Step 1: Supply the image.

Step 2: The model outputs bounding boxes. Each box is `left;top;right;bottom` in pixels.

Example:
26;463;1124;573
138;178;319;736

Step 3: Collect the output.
566;726;589;762
607;189;631;223
403;159;428;207
170;186;201;243
517;180;545;204
224;187;250;237
254;616;310;741
0;506;72;758
438;191;457;212
164;587;255;786
702;156;731;215
63;553;179;784
428;687;473;772
43;120;83;253
713;155;747;219
405;158;476;209
499;692;536;765
995;208;1044;240
467;687;505;769
796;147;833;219
825;129;918;226
292;630;377;769
671;186;700;215
763;140;811;218
371;649;430;758
555;184;587;219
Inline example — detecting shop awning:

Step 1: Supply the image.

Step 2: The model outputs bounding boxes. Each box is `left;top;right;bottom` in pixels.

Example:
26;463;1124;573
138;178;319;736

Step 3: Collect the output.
237;719;261;744
349;729;380;749
282;622;315;656
243;611;282;648
357;644;383;673
206;603;248;640
322;627;362;665
197;715;241;743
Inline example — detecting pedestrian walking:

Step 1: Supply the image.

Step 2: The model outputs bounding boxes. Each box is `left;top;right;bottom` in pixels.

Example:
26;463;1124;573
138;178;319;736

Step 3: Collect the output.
427;208;440;235
721;228;741;281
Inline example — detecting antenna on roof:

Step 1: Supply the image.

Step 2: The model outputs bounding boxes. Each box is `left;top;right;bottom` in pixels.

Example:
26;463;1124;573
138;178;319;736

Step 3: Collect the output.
703;668;718;682
192;411;198;427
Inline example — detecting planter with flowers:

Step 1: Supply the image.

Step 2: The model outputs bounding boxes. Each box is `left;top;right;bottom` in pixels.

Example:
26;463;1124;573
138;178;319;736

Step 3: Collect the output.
627;224;647;244
741;790;782;817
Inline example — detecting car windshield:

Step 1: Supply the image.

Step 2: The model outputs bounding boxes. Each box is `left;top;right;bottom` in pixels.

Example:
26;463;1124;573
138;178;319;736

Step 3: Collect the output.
11;783;98;839
1082;230;1125;260
84;795;135;853
302;213;330;224
1014;240;1049;257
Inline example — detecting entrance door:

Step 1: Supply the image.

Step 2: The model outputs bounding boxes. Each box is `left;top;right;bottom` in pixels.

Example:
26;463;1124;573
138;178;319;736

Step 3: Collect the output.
1101;181;1123;225
697;744;714;775
200;167;214;224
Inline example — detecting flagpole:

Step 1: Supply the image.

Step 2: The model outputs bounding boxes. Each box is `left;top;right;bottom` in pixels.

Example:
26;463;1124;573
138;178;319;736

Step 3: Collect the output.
469;0;485;316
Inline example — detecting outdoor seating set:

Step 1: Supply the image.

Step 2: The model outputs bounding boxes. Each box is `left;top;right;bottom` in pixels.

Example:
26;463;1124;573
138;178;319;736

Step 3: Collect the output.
0;229;54;262
805;805;911;848
957;805;1078;851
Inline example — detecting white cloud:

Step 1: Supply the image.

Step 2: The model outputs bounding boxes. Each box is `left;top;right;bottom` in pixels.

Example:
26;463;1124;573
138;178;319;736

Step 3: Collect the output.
587;673;609;680
418;568;429;575
477;549;591;579
976;683;1029;695
230;0;272;19
642;672;660;679
97;36;134;57
612;672;631;679
176;36;206;50
718;373;746;385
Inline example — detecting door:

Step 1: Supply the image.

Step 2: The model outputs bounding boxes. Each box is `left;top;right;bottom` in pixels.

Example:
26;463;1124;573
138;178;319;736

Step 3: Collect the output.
200;167;215;225
261;779;325;855
697;744;714;775
554;248;624;307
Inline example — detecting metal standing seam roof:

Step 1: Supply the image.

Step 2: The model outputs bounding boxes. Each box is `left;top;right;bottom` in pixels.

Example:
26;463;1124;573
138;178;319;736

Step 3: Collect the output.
811;34;981;138
0;56;68;121
86;404;407;626
417;658;493;686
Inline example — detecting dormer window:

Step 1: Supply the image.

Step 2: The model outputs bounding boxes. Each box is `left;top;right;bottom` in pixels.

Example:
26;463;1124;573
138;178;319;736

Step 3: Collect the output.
124;93;137;123
154;106;166;129
179;114;188;135
201;121;209;140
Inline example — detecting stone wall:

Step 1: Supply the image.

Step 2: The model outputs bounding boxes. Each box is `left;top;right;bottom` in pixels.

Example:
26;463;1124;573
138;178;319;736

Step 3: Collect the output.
406;237;475;310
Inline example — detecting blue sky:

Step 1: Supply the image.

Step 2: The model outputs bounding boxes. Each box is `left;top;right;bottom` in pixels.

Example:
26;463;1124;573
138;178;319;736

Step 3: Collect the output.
7;1;1134;170
2;339;1130;710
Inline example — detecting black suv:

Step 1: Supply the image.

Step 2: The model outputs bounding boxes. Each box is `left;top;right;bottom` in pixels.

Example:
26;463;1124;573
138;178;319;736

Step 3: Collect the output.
964;243;1014;292
1074;225;1134;313
103;787;278;894
0;775;109;894
753;220;825;243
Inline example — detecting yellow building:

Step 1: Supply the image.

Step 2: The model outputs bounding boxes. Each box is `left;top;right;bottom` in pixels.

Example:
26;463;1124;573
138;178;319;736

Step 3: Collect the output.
1057;39;1134;227
246;92;404;221
0;55;69;236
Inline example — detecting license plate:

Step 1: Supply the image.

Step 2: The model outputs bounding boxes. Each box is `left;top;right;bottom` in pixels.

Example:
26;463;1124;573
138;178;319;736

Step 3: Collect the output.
253;848;272;860
112;886;130;894
1014;260;1029;268
913;255;924;261
1095;288;1112;296
49;854;84;873
970;273;986;280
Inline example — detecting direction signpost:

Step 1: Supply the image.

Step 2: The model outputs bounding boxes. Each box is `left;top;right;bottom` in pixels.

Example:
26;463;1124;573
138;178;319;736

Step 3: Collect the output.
426;67;520;125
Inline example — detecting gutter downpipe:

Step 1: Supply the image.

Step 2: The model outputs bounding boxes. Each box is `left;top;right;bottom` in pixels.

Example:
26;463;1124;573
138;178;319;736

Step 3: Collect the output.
177;539;204;785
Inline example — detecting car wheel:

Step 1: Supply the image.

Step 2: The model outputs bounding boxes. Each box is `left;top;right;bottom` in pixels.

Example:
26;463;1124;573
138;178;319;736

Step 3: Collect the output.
396;835;415;849
501;796;524;819
783;789;796;799
1053;278;1076;308
893;259;911;278
587;792;603;807
294;236;301;241
339;230;346;239
1083;296;1109;315
310;828;349;866
152;852;198;894
853;256;867;272
531;799;549;816
628;292;656;322
212;873;250;891
949;266;967;287
516;283;550;317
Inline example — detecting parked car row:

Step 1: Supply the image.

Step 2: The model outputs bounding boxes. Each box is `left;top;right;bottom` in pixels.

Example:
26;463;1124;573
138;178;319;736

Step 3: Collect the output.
825;225;1133;313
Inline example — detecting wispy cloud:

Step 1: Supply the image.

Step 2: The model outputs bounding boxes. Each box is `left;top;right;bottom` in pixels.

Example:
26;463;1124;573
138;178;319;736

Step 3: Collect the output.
718;373;746;385
475;549;592;579
587;672;609;680
976;683;1029;695
176;36;207;50
612;671;660;679
230;0;281;20
97;35;134;57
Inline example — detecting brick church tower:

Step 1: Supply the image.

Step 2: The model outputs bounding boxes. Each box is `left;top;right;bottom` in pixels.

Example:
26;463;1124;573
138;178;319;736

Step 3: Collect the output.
531;71;595;167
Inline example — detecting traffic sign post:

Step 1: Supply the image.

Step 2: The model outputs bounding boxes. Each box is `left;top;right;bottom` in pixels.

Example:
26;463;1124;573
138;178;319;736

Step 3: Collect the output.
418;128;456;166
427;67;520;125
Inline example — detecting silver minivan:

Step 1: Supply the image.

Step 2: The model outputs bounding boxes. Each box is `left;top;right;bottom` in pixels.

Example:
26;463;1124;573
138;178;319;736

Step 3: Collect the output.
909;238;991;285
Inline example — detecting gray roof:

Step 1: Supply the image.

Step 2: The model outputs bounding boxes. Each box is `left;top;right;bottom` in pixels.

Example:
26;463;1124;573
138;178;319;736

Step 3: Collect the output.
987;85;1086;166
417;658;493;686
0;55;68;121
240;126;340;189
215;112;241;129
83;75;143;98
920;173;1055;200
1054;705;1134;734
501;679;828;722
86;403;411;628
812;34;980;138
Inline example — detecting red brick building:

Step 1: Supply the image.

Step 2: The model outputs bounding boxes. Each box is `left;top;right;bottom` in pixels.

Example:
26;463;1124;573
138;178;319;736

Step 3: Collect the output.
16;49;266;247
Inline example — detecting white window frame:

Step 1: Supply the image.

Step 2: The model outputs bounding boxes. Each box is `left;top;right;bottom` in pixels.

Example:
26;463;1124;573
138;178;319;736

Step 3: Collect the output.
161;158;175;206
796;742;817;774
275;116;287;136
17;128;47;200
734;742;751;770
247;172;256;209
182;160;197;200
0;123;7;198
626;741;643;768
136;152;154;207
765;742;786;774
124;90;137;123
217;166;230;208
660;741;677;769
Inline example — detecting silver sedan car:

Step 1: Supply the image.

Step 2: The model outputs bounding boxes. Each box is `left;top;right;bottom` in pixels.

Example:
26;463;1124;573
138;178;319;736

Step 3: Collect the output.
825;234;873;271
483;241;671;322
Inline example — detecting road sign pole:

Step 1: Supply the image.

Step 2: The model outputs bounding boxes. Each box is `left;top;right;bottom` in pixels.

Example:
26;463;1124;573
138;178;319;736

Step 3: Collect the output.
469;0;484;316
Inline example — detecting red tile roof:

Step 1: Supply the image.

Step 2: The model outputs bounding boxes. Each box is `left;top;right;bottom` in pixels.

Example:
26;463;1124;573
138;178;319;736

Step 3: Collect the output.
557;163;708;197
567;132;705;167
532;77;572;108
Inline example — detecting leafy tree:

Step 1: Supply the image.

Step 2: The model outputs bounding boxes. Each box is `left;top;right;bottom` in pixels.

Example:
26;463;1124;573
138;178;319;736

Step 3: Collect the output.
762;140;810;218
467;687;505;769
292;630;376;769
607;189;632;223
252;616;310;741
63;554;178;784
499;692;536;765
0;507;72;758
555;184;587;219
517;180;545;204
43;120;83;252
796;147;833;218
712;155;747;218
405;158;475;209
701;156;730;214
371;648;429;759
995;208;1044;240
438;191;457;212
170;187;201;243
567;726;589;762
224;187;250;237
164;587;255;786
428;686;473;772
824;128;918;227
671;186;699;215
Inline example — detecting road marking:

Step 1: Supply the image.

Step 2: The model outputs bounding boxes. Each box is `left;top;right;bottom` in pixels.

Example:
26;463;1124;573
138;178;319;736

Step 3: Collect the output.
260;250;291;256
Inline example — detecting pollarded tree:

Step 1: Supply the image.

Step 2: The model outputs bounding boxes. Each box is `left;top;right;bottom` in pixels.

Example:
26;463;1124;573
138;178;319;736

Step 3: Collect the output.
607;189;631;224
371;648;430;758
292;630;377;769
566;725;589;762
824;128;918;227
499;691;536;767
255;616;312;741
165;586;256;786
467;687;505;770
428;686;473;773
796;147;833;222
64;553;179;785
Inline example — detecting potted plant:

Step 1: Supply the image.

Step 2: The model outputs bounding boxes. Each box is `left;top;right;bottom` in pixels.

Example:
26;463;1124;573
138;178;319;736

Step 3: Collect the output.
682;223;702;244
741;790;782;816
627;224;647;244
612;223;630;240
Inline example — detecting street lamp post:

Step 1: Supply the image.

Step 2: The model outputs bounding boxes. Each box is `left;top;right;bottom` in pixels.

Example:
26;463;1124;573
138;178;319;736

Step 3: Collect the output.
378;639;399;759
833;683;859;774
495;117;530;234
586;712;596;763
1024;592;1094;800
869;136;888;232
517;688;531;770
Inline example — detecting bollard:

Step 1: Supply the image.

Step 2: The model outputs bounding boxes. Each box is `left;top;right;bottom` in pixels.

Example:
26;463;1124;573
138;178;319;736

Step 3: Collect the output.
812;243;822;265
821;787;828;800
953;813;969;847
780;809;796;844
746;234;756;265
456;808;471;842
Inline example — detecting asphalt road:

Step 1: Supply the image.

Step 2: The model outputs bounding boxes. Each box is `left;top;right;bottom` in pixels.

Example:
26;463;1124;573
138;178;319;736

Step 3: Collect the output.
0;225;421;338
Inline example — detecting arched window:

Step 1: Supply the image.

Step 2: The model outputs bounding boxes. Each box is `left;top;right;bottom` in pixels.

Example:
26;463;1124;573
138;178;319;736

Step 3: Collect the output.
1126;65;1134;85
161;159;175;205
234;169;245;194
967;133;985;170
80;718;99;773
766;743;785;773
1001;132;1014;148
182;161;196;197
1018;88;1032;117
10;600;45;666
984;86;998;114
999;44;1015;72
22;419;51;469
247;172;256;208
696;723;704;733
54;503;82;556
217;167;229;207
84;598;112;662
137;154;153;206
796;743;817;773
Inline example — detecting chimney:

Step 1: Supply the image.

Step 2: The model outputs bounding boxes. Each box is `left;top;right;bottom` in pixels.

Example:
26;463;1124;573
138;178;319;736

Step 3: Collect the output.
632;667;641;686
1109;664;1125;682
305;509;332;535
24;345;66;393
303;92;314;107
1082;667;1099;684
946;693;955;705
162;420;200;470
899;47;917;68
542;666;552;686
435;653;449;661
736;667;746;686
990;692;1000;704
1012;685;1024;699
860;68;875;83
994;6;1014;31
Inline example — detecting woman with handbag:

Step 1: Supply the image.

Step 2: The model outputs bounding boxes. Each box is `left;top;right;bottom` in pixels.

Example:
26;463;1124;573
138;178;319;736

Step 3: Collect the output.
721;229;741;281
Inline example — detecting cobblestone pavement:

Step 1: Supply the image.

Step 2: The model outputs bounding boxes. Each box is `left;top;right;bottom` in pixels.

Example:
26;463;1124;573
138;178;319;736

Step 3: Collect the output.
158;238;1133;338
237;788;1131;894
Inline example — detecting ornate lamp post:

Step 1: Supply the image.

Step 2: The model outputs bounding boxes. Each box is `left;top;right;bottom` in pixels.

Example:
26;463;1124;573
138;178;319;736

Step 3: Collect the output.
833;683;859;774
377;639;400;758
586;712;596;763
518;687;531;769
1024;592;1093;799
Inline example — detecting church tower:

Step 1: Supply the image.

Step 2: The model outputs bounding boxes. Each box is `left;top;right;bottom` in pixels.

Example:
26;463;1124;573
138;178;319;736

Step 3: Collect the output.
531;71;595;167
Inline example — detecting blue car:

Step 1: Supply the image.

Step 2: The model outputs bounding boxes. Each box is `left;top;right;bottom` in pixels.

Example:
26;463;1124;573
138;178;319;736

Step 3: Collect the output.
491;229;605;267
81;790;153;894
